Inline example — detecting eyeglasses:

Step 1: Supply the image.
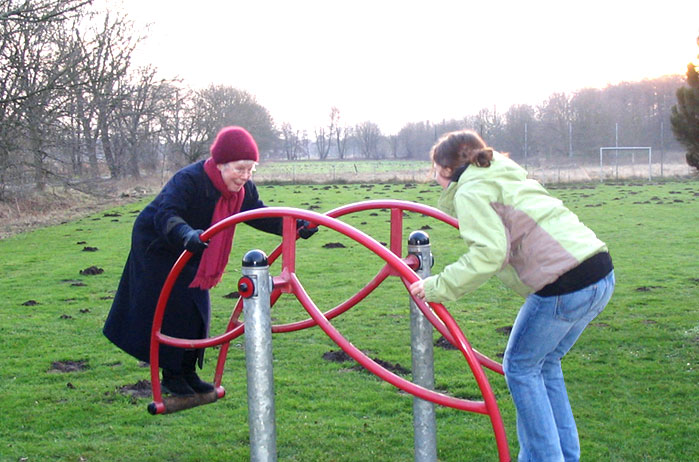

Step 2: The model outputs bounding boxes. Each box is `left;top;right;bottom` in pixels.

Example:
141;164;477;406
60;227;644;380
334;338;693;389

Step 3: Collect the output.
231;166;255;175
222;163;257;175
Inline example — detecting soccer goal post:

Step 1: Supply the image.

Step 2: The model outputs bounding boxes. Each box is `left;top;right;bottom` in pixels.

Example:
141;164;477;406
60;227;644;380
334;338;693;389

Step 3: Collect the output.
599;146;652;181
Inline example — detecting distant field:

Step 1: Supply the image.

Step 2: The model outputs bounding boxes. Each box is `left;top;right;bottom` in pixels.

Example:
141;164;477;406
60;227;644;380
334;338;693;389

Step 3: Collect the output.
253;158;694;185
254;159;433;183
1;179;697;461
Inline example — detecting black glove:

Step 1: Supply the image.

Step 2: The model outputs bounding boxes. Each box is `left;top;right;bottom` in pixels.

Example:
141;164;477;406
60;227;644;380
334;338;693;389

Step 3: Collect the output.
296;219;318;240
183;228;208;254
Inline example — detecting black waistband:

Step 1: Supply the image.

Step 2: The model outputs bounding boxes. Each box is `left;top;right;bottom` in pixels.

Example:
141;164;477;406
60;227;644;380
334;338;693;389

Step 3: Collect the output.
535;252;613;297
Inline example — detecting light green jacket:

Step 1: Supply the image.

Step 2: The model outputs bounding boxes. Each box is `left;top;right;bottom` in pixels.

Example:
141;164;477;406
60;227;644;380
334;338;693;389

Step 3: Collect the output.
423;152;608;301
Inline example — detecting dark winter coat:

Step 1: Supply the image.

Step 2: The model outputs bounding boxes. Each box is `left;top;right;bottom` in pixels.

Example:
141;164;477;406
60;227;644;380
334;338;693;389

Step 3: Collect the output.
103;160;282;371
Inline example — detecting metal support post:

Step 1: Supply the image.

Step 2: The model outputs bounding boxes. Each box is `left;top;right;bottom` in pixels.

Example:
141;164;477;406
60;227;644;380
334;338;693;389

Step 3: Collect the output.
407;231;437;462
240;250;277;462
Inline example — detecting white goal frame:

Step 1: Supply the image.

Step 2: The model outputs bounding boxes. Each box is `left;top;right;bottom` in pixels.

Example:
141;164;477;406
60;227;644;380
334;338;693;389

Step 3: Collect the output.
599;146;652;181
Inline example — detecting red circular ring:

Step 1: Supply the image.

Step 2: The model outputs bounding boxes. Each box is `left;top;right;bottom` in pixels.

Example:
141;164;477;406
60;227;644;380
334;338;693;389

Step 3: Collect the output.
237;276;255;298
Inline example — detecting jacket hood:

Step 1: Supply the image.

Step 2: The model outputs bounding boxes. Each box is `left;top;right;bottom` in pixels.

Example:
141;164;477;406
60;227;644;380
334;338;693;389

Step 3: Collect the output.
437;152;526;215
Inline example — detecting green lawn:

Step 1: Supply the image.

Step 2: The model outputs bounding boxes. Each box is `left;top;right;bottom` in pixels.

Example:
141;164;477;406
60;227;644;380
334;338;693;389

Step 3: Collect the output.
1;179;697;461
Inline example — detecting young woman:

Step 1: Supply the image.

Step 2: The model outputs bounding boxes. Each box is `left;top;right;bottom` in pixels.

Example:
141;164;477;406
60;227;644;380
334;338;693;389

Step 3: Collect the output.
104;126;316;397
409;129;614;462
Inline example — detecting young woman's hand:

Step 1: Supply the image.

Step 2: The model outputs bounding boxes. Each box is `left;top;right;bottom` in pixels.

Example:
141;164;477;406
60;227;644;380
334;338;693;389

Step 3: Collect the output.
409;279;426;300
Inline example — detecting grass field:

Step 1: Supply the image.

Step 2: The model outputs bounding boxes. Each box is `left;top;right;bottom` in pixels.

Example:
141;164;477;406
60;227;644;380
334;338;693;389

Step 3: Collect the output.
1;179;697;461
254;159;433;184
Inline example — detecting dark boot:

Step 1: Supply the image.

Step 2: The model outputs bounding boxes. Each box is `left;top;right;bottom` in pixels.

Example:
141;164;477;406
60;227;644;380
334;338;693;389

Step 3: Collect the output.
182;350;215;394
161;368;195;397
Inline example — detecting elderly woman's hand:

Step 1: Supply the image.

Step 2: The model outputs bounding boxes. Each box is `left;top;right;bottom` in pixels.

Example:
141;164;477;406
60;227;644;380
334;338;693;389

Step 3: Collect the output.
183;228;208;254
297;220;319;239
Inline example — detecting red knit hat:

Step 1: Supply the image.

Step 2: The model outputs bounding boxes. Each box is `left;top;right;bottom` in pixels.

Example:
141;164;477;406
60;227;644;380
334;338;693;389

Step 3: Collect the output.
210;126;259;164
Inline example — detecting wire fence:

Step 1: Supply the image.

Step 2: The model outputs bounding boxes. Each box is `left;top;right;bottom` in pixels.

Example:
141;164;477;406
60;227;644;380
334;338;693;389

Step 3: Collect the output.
253;155;695;185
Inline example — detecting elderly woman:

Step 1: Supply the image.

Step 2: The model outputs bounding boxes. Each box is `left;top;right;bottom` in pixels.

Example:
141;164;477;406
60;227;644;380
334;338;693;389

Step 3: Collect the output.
104;126;316;396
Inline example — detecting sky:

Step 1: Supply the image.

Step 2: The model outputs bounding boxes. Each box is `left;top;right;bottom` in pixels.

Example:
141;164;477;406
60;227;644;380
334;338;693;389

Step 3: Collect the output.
106;0;699;135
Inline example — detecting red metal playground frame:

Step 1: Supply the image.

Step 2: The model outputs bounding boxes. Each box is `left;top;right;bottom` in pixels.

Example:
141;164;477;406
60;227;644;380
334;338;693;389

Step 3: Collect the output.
148;200;510;461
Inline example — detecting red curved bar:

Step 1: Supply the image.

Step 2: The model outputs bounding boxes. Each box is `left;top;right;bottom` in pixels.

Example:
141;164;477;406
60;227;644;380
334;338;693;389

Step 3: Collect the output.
149;249;192;405
289;271;487;414
220;200;500;371
148;205;509;461
325;199;459;228
148;204;501;371
324;200;502;374
271;263;393;333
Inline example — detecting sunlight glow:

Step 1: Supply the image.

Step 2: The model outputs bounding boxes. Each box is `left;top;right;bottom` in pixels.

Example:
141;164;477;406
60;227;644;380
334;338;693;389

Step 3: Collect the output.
108;0;699;134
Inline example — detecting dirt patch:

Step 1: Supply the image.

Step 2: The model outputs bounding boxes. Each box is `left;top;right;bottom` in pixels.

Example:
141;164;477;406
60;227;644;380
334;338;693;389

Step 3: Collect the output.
435;336;457;350
635;286;663;292
495;326;513;336
322;349;411;376
322;242;346;249
322;350;353;362
48;360;89;373
79;266;104;275
118;380;152;398
360;358;410;376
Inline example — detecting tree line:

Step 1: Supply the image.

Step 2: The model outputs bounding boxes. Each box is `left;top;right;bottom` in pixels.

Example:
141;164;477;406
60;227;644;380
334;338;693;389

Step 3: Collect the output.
0;1;690;200
304;74;684;166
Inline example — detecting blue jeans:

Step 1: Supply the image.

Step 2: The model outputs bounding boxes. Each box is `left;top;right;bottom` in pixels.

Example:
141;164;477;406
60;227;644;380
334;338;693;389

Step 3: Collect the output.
503;270;615;462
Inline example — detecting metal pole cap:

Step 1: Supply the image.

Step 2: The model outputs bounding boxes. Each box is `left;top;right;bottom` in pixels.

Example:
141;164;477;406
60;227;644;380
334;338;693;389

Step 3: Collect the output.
242;249;268;267
408;230;430;246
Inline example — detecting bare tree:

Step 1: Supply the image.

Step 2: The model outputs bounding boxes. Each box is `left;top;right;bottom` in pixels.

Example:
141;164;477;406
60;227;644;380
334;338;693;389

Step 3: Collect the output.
2;2;86;190
107;66;172;178
536;93;571;158
280;122;302;160
387;134;399;159
314;127;331;160
396;122;434;159
318;107;338;160
159;84;209;168
0;0;91;24
196;85;277;156
474;106;504;144
501;104;536;160
355;121;382;159
330;106;351;160
65;8;139;178
299;130;311;159
0;1;152;194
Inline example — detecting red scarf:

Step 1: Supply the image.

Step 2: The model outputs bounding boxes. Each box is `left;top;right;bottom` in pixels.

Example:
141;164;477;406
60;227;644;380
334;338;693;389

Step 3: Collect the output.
189;158;245;290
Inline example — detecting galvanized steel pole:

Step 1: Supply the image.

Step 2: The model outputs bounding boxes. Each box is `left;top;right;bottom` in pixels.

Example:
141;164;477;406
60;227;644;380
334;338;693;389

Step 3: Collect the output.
241;250;277;462
408;231;437;462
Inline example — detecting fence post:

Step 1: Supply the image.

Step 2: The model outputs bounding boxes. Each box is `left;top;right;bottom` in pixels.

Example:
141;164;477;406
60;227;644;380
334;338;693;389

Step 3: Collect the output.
240;249;277;462
407;230;437;462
